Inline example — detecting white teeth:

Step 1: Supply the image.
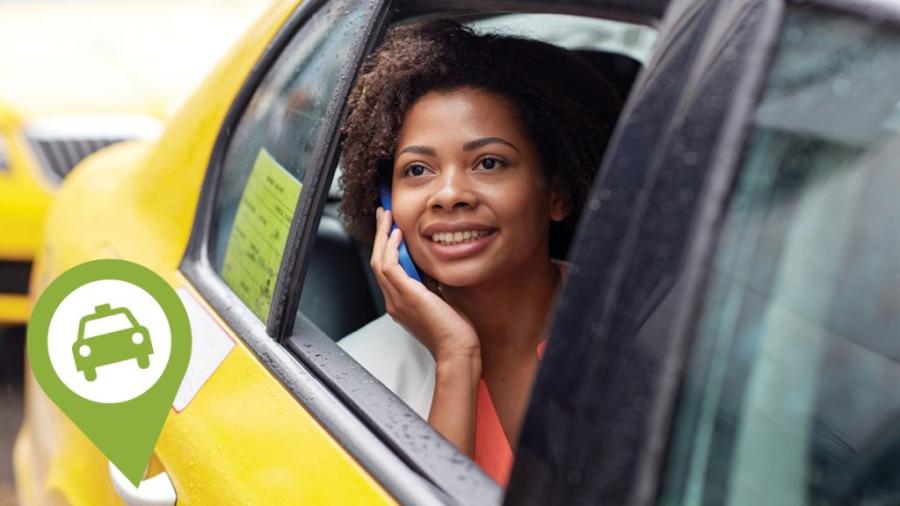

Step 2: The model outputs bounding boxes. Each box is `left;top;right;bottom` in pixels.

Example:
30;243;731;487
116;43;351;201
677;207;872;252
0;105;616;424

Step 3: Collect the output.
431;230;492;245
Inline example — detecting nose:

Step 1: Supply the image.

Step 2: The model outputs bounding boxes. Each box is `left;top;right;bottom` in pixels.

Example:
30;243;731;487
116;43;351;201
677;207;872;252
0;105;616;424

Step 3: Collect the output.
427;166;477;212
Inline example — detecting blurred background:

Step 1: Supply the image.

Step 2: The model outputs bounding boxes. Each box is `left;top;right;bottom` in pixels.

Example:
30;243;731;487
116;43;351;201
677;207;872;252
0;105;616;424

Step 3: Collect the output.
0;0;272;503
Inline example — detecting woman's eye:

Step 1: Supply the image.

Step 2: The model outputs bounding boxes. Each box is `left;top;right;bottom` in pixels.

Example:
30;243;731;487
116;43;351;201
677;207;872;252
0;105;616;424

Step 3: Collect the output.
478;157;504;170
405;164;428;177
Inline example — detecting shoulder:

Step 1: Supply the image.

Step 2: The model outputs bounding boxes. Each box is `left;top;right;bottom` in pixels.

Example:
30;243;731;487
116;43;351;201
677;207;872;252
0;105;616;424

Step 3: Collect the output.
339;314;435;417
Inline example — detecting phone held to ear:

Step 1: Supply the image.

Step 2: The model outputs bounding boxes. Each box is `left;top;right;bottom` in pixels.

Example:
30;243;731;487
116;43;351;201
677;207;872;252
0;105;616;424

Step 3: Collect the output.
379;184;423;283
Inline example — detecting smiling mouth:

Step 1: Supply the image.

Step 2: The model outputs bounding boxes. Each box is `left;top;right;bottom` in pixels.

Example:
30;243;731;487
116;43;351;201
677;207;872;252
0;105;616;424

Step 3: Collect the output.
428;230;496;245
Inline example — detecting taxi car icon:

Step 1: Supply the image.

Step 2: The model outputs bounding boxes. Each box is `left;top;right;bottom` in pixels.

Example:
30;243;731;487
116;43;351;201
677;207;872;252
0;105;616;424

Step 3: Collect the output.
72;303;153;382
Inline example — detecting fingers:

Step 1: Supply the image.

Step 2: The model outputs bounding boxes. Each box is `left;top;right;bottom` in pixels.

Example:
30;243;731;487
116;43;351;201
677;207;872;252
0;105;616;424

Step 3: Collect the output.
379;227;409;287
370;210;429;317
384;228;401;268
370;208;407;309
371;207;399;283
371;208;409;287
370;207;389;272
382;228;419;290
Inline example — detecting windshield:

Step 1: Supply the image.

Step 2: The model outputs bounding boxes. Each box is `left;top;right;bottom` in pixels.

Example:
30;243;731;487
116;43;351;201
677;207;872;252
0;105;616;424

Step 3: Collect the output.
83;313;133;338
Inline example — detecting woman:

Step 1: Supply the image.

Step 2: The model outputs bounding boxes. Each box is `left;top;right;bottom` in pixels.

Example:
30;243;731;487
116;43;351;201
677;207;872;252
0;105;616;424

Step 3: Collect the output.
338;20;621;485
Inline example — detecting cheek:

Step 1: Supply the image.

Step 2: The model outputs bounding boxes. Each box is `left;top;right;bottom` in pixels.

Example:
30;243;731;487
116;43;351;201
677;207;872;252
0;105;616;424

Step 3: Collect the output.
490;180;552;227
389;188;424;235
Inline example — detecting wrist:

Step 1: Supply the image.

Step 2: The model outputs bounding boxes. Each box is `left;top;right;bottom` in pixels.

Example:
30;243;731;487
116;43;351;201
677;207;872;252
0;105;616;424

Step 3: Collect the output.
434;352;482;385
433;342;480;365
432;327;480;360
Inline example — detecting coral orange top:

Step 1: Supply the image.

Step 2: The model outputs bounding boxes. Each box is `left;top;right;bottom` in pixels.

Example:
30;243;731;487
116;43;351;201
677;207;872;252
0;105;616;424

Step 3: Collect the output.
474;340;548;485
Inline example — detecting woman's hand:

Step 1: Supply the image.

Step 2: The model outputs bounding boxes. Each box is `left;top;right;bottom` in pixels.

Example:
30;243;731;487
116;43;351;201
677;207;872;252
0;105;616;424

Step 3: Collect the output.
371;207;481;456
370;208;481;363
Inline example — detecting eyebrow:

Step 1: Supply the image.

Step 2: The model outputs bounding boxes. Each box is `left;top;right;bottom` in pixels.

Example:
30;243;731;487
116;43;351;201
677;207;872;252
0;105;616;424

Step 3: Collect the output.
396;137;521;157
463;137;519;153
397;145;437;157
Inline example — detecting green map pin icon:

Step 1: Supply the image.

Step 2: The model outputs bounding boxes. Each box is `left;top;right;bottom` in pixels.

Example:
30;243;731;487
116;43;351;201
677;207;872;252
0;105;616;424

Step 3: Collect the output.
28;259;191;486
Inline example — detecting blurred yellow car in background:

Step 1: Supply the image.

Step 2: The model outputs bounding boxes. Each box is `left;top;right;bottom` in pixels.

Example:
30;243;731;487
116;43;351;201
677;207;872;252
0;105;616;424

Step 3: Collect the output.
0;0;270;325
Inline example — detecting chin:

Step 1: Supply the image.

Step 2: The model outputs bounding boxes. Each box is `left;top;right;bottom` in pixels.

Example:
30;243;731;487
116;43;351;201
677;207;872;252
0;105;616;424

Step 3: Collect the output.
424;262;495;288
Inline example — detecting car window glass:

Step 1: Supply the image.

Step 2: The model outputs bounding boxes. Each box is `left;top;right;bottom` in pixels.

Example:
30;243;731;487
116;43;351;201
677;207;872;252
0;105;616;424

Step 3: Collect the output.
208;0;370;322
291;12;655;410
659;7;900;505
468;13;656;64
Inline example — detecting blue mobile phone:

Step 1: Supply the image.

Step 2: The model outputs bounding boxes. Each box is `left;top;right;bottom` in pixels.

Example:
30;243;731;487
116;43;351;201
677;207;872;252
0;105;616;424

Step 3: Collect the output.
379;184;422;283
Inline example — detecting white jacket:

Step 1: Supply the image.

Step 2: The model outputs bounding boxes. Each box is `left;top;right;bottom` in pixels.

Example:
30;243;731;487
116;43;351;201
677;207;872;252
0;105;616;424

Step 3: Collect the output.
338;314;435;418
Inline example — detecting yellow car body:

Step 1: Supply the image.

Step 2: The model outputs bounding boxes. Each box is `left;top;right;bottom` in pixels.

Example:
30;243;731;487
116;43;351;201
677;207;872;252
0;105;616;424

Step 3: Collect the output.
14;1;394;503
0;0;269;324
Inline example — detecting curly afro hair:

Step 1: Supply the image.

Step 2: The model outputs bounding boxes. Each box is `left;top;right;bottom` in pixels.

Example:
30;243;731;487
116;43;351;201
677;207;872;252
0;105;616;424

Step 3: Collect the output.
340;20;623;257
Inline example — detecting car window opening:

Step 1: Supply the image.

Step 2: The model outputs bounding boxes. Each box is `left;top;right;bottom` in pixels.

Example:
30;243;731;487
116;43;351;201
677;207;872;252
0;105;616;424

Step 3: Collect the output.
293;11;654;486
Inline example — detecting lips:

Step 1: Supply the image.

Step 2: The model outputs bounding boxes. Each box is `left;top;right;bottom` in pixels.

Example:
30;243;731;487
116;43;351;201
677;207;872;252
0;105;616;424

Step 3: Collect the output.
422;222;495;237
419;222;498;260
423;231;497;260
430;229;494;245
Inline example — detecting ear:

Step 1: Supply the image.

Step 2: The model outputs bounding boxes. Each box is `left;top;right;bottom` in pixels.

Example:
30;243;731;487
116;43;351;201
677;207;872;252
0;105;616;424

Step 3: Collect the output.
549;187;570;223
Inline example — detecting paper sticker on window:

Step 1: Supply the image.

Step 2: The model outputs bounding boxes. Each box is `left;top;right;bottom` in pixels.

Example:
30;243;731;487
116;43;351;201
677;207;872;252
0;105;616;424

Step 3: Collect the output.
221;148;302;320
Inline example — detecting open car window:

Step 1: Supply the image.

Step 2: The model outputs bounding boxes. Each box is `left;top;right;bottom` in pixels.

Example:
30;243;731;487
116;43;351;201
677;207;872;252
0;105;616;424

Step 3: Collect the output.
302;12;656;342
284;9;658;494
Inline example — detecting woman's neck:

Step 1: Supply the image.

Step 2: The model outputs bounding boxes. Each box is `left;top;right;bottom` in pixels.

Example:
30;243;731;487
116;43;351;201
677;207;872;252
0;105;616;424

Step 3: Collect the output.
441;255;560;368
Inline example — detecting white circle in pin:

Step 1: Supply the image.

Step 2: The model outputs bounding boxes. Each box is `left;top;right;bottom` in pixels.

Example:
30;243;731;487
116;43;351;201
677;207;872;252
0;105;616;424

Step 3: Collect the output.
47;279;173;404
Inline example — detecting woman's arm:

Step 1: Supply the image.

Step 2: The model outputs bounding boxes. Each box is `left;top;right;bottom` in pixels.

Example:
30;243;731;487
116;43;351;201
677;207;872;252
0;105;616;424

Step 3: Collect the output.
429;352;481;456
370;208;482;455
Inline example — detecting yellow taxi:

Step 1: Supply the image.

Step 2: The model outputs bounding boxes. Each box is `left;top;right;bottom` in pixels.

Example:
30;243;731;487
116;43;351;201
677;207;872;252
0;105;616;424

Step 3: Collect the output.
0;0;269;325
17;0;900;503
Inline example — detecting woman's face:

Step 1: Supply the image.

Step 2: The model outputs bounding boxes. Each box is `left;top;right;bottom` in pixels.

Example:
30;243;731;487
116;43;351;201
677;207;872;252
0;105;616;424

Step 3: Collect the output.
391;87;567;288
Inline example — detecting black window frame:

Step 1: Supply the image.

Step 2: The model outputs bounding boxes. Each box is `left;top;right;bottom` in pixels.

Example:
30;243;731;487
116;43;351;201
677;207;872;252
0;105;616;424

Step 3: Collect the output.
180;0;672;504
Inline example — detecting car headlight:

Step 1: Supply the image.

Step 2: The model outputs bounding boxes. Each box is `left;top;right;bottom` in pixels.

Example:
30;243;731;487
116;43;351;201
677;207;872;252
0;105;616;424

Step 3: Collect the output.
132;331;143;345
79;344;91;357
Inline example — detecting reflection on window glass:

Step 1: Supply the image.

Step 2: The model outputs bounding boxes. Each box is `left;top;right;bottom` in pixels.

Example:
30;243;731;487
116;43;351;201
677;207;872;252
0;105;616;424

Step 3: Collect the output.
468;13;656;64
208;0;370;321
660;7;900;506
